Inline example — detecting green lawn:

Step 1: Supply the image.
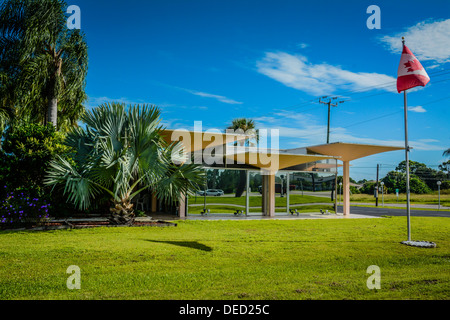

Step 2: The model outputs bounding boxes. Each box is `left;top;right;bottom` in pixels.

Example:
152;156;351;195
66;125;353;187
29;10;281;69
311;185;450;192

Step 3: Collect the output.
0;217;449;300
350;193;450;207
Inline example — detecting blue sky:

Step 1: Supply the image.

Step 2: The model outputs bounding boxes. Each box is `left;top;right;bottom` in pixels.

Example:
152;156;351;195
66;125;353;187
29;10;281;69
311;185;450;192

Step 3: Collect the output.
73;0;450;181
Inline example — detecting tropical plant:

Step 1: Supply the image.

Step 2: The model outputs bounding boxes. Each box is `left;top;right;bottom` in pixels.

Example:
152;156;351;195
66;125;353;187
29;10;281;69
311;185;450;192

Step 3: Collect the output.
45;103;205;225
0;0;88;129
226;118;258;197
439;160;450;174
226;118;258;146
0;73;15;140
444;148;450;157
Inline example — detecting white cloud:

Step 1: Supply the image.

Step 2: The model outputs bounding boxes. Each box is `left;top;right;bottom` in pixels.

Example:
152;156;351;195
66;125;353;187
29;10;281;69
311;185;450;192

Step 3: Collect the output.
152;82;244;105
256;51;397;96
417;138;439;143
408;106;427;113
380;19;450;64
188;90;243;105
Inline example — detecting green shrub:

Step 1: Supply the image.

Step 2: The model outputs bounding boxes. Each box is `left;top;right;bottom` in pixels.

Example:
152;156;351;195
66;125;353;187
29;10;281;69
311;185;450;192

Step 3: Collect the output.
0;187;50;229
350;185;360;194
360;181;376;195
0;121;79;218
360;173;432;195
1;122;71;188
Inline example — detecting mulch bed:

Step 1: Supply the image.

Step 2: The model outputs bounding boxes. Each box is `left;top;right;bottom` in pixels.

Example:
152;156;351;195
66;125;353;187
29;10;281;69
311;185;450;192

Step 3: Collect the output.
1;220;177;231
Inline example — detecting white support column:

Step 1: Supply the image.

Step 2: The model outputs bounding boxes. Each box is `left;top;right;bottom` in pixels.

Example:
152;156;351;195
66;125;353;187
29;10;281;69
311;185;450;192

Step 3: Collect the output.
261;172;275;217
343;161;350;216
178;193;186;218
286;172;290;214
267;173;276;217
261;174;266;215
246;170;250;216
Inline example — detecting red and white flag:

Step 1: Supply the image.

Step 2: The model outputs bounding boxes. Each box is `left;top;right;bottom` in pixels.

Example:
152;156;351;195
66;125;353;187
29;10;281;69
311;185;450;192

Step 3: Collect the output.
397;44;430;93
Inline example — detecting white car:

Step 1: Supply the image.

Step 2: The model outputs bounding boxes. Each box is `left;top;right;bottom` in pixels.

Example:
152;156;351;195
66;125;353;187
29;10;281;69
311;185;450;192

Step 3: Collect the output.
205;189;224;196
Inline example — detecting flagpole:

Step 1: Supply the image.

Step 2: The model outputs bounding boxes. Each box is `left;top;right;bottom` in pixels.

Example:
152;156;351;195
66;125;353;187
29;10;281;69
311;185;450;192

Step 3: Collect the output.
401;36;412;242
398;37;436;248
403;89;411;241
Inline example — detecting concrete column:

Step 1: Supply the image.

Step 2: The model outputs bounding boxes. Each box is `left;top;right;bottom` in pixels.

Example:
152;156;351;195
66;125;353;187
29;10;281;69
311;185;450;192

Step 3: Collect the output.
343;161;350;216
178;193;186;218
286;172;290;214
261;172;276;217
261;174;267;215
245;170;250;216
266;173;276;217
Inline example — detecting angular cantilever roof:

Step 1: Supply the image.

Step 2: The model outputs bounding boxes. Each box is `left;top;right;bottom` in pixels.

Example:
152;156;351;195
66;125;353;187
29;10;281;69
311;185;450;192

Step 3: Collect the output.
305;142;405;162
160;129;249;152
161;130;403;170
224;150;339;172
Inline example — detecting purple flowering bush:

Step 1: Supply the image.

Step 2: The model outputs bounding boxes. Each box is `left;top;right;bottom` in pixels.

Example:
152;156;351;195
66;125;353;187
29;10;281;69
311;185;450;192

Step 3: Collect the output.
0;186;50;229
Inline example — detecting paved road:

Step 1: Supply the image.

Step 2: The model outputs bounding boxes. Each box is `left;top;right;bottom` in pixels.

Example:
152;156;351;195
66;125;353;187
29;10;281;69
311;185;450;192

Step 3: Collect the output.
339;206;450;218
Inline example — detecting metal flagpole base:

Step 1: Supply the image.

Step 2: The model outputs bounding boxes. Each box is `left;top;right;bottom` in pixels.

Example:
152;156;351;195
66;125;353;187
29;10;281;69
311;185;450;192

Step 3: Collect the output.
401;240;436;248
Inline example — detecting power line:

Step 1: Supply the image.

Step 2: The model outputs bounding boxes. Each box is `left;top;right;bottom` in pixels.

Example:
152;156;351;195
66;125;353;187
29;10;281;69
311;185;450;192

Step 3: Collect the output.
267;73;450;121
253;68;450;131
273;68;450;114
330;93;450;132
281;90;450;142
319;96;345;144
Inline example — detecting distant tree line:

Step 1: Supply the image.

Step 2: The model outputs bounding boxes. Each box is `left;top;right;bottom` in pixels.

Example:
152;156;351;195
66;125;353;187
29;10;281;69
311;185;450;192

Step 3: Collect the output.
358;160;450;195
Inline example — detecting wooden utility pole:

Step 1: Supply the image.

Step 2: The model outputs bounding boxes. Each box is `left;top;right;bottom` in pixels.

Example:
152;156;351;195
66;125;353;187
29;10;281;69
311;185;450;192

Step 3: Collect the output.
375;164;379;207
319;97;344;144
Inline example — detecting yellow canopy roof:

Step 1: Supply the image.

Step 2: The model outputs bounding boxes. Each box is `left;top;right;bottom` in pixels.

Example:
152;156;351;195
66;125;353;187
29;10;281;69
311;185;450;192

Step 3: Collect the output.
161;129;249;152
306;142;404;162
303;162;343;171
225;151;339;172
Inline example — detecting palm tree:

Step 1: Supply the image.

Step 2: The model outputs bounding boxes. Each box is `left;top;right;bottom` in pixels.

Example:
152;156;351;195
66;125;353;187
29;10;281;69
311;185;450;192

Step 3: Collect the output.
45;103;205;225
227;118;258;146
0;60;16;137
444;148;450;157
0;0;88;128
226;118;258;197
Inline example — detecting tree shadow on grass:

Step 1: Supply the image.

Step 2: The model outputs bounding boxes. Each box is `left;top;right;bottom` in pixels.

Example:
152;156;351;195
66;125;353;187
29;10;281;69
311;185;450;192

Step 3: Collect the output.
145;240;213;252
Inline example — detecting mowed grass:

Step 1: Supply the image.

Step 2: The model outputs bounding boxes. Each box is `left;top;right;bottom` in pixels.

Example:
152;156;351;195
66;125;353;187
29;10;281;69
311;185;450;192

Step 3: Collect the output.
350;193;450;206
0;217;449;300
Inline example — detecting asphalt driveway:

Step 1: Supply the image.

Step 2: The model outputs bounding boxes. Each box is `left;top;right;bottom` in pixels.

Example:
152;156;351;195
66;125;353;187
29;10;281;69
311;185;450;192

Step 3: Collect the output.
339;205;450;218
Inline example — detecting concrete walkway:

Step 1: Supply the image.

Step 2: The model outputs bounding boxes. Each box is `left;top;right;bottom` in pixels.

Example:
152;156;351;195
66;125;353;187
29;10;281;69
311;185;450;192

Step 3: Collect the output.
342;205;450;218
182;212;378;220
188;202;449;210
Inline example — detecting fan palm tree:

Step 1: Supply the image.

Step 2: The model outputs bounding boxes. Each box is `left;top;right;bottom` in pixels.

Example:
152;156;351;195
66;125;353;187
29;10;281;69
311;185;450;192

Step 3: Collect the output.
45;103;205;225
226;118;259;197
0;60;16;136
0;0;88;129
